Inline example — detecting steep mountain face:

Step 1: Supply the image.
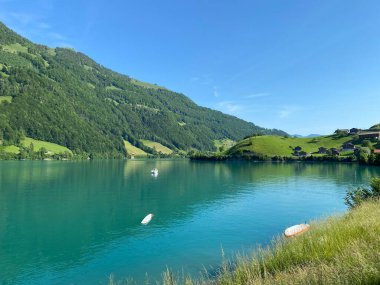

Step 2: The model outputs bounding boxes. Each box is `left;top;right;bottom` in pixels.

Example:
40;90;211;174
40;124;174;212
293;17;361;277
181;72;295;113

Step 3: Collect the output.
0;22;286;157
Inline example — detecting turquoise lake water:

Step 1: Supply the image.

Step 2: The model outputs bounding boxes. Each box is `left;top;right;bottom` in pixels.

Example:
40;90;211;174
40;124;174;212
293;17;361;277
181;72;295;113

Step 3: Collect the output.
0;160;379;284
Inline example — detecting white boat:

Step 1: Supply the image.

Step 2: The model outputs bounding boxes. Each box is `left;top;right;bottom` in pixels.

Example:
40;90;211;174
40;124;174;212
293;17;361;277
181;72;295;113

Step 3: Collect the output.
284;223;310;237
151;168;158;175
141;213;154;225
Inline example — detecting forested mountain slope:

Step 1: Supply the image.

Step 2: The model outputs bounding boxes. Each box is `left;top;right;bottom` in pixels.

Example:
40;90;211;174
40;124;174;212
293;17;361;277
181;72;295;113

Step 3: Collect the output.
0;22;286;157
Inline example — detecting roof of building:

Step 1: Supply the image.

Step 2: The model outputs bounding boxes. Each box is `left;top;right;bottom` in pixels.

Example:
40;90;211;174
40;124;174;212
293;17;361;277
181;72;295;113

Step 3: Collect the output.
359;131;380;135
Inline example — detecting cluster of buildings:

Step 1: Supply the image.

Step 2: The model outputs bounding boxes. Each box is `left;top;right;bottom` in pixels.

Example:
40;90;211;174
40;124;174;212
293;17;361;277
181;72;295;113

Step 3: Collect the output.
293;128;380;157
337;128;380;140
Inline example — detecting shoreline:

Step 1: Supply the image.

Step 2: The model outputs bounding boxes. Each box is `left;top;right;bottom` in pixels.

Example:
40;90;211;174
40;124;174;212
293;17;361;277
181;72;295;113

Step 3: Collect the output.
114;200;379;284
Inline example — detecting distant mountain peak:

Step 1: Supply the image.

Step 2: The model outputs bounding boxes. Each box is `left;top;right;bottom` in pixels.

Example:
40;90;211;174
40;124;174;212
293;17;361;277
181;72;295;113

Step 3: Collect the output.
293;134;322;138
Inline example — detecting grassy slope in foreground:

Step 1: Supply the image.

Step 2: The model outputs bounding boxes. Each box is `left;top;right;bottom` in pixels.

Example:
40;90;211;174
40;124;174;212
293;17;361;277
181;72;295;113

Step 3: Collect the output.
228;135;355;157
213;200;380;285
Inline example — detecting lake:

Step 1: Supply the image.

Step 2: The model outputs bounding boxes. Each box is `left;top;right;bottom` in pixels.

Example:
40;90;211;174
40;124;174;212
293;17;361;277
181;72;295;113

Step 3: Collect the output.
0;160;379;284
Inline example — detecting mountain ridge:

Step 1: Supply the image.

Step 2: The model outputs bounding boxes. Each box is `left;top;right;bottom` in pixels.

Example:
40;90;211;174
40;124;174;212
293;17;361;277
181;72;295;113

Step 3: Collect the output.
0;22;287;157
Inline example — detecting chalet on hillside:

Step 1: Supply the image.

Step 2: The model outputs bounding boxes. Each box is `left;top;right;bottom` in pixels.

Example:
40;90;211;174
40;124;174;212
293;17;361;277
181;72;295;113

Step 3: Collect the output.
330;148;340;156
350;128;360;134
358;132;380;140
292;146;303;157
294;146;302;152
318;147;327;154
374;149;380;154
342;142;355;150
299;151;308;157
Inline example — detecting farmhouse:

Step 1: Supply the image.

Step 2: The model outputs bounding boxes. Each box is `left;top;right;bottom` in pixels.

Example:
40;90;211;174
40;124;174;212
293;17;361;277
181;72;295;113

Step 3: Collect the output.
318;147;327;154
294;146;302;152
298;151;308;157
292;146;303;156
330;148;340;156
358;132;380;140
350;128;360;134
374;149;380;154
342;142;355;150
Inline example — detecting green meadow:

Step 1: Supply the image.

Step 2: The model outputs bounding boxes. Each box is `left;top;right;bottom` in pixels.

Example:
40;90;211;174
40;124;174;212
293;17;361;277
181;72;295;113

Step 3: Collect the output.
22;137;72;154
124;140;148;157
105;85;123;91
141;140;173;154
2;43;28;54
1;137;71;155
214;139;236;152
0;145;19;154
130;78;165;90
0;96;12;104
228;135;357;157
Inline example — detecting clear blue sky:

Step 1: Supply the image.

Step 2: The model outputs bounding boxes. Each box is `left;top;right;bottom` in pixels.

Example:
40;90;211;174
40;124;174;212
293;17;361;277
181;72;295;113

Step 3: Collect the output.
1;0;379;135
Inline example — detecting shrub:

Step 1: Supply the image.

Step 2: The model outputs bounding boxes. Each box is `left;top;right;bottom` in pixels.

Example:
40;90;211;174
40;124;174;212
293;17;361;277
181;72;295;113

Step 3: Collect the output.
345;178;380;208
362;140;371;147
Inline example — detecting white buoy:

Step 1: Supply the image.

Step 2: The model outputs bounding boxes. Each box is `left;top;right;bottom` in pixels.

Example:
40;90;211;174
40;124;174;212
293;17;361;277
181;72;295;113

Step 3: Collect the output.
141;213;154;225
284;223;310;237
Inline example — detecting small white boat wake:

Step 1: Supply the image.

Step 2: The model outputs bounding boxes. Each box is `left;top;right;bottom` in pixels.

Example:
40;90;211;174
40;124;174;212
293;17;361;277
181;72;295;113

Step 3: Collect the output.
151;168;158;176
141;213;154;225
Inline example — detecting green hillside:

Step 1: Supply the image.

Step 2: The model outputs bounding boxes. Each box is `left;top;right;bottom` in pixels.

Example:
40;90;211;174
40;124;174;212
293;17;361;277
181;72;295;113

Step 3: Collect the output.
22;137;72;155
228;135;357;157
0;137;72;160
0;145;19;154
1;137;71;154
123;141;147;157
0;22;286;158
370;123;380;130
140;139;173;154
214;139;236;152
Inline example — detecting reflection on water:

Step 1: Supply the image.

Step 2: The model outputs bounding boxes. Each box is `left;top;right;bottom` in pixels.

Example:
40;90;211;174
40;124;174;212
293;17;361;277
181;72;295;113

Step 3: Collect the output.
0;160;379;284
